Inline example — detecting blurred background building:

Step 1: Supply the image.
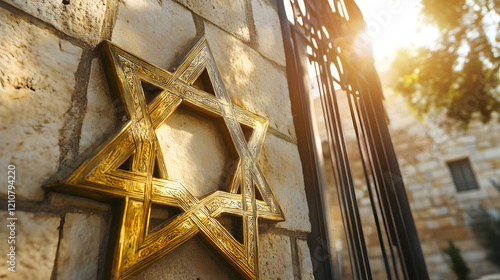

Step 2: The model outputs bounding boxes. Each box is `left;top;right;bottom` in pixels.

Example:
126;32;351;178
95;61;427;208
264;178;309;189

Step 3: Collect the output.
307;1;500;279
315;90;500;279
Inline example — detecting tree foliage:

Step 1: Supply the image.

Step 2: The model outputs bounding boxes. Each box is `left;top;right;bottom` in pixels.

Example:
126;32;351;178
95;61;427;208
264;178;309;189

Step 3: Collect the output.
468;180;500;269
442;241;470;280
468;208;500;269
390;0;500;125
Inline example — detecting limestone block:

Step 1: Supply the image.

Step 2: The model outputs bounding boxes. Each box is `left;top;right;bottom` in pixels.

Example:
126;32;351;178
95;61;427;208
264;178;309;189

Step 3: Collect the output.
457;135;476;144
424;253;446;264
177;0;249;41
259;134;311;232
4;0;106;45
411;199;432;210
358;206;372;217
430;168;449;180
360;197;371;206
478;177;491;188
425;220;438;229
412;189;429;199
132;237;235;280
259;233;294;280
205;23;297;139
252;0;286;65
401;164;417;176
79;58;117;154
483;147;500;160
48;192;111;212
414;151;433;162
473;161;492;173
417;160;439;173
456;239;482;251
408;183;423;191
428;180;440;190
296;239;315;280
420;242;438;255
0;9;82;201
354;188;364;198
112;0;197;70
436;217;456;228
456;189;490;201
156;105;234;197
427;265;451;280
0;211;61;279
56;213;108;280
477;139;492;149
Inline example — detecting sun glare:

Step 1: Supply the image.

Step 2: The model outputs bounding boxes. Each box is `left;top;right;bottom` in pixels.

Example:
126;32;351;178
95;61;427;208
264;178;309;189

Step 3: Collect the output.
354;0;440;71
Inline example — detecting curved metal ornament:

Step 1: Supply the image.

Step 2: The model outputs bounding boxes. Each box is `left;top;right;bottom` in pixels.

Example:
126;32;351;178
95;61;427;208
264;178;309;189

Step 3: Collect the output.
44;37;284;280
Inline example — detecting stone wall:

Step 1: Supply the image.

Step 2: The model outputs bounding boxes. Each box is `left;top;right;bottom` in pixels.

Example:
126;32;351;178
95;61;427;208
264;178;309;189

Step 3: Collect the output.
386;94;500;279
315;90;500;279
0;0;315;279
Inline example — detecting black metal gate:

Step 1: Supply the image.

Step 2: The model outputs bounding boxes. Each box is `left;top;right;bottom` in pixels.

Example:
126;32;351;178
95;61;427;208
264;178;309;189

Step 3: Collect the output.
277;0;429;279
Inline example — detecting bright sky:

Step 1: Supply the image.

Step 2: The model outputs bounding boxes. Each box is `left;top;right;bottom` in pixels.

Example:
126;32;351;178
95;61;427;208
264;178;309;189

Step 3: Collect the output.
302;0;441;95
353;0;440;72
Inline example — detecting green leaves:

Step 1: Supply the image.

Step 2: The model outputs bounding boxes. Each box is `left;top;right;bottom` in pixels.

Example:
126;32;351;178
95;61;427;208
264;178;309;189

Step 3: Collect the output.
442;241;470;280
390;0;500;126
420;0;466;31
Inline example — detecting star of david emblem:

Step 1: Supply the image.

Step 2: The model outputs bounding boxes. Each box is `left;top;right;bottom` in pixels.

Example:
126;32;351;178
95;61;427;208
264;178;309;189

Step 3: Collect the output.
45;36;284;280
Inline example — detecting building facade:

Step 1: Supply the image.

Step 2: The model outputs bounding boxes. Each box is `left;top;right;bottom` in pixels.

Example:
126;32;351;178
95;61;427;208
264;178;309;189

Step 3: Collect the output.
0;0;316;279
386;94;500;279
316;92;500;279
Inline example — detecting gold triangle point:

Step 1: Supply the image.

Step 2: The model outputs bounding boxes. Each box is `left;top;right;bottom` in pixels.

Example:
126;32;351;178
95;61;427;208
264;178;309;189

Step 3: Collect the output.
44;36;284;280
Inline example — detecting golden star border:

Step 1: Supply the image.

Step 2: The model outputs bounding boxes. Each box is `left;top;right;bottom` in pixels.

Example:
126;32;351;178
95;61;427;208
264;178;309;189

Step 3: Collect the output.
45;36;284;280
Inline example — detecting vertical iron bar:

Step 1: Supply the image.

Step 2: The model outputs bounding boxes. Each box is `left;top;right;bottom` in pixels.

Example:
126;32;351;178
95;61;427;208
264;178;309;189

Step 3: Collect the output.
277;1;336;279
345;90;395;280
277;0;429;279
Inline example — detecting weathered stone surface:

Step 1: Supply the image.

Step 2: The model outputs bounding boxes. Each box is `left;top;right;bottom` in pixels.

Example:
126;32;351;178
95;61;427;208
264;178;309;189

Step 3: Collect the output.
296;239;314;280
0;211;60;279
4;0;106;45
56;213;108;280
205;23;297;139
177;0;249;41
79;58;117;154
48;192;111;212
156;105;234;197
132;237;235;280
323;91;500;279
252;0;286;65
483;147;500;160
259;232;294;280
259;134;311;232
0;8;82;201
112;0;197;70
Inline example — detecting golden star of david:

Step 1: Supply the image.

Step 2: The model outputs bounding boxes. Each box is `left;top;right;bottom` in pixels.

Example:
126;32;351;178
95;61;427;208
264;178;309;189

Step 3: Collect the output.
45;36;284;279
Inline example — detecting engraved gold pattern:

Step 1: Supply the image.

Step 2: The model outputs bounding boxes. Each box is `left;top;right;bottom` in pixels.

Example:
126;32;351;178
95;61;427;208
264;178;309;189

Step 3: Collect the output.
44;37;284;280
